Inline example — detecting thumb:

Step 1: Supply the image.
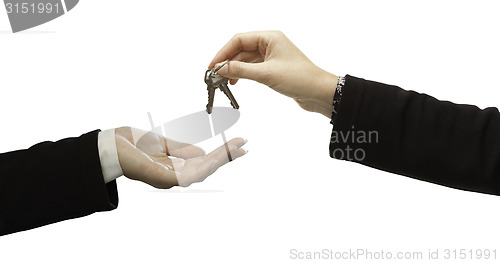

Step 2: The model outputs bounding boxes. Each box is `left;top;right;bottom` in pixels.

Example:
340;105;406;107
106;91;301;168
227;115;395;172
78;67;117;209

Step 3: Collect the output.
216;61;266;83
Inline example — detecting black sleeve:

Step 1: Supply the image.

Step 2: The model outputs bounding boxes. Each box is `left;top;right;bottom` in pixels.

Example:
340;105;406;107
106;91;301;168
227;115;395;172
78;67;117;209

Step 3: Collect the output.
0;130;119;236
330;75;500;195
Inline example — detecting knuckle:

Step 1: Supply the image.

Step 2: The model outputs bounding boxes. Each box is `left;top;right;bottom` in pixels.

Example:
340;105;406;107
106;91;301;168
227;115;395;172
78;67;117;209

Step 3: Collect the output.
272;30;285;37
233;33;243;41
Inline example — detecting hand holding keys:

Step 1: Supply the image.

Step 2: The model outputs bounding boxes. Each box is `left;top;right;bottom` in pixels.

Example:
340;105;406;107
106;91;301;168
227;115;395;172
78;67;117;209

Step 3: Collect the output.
205;60;239;114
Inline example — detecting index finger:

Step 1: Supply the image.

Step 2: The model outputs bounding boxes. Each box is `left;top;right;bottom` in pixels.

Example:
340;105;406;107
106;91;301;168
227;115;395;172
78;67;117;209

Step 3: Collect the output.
185;138;247;185
208;31;270;68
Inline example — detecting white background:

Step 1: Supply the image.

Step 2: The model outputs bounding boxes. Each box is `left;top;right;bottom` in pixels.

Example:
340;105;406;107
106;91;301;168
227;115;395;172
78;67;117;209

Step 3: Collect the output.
1;1;500;262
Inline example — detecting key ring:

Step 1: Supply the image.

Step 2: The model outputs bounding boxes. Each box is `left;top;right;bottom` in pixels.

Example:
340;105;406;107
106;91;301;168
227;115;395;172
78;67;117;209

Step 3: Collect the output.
213;60;229;74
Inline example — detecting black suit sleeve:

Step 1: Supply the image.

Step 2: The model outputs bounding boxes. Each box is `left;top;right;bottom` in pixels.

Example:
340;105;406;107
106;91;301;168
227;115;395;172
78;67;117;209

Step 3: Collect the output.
0;130;119;236
330;75;500;195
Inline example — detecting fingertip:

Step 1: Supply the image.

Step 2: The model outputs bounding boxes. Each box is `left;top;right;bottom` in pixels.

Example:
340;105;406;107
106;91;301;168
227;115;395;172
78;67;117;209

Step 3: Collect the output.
228;137;247;147
192;144;206;153
208;62;216;69
194;147;206;157
208;59;218;69
217;63;228;75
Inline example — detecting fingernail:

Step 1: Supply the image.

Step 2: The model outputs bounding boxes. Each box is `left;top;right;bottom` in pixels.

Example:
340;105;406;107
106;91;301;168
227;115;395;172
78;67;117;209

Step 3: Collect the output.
216;63;228;75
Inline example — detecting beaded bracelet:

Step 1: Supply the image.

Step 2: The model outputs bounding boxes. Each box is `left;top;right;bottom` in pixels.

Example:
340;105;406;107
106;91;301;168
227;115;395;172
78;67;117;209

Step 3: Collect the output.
330;76;345;125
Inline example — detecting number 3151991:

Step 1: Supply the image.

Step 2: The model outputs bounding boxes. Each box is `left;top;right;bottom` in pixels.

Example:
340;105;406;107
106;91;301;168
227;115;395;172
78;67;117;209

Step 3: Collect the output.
5;2;60;14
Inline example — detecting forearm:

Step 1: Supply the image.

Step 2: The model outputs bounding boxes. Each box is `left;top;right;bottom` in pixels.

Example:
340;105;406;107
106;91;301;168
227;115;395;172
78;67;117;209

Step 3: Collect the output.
0;130;118;236
330;75;500;195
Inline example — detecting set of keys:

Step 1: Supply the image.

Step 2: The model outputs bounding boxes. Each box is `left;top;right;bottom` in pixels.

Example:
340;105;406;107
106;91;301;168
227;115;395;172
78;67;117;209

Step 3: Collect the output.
205;60;239;114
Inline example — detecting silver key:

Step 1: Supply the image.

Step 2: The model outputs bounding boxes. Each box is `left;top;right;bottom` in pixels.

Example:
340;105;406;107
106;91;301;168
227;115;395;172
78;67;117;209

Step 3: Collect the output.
204;63;239;114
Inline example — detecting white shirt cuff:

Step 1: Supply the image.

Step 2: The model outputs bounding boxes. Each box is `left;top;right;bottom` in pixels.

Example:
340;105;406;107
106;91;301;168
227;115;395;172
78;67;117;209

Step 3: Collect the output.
98;129;123;184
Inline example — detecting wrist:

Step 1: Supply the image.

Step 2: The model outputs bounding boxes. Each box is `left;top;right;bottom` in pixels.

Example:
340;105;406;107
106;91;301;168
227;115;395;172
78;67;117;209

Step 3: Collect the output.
312;69;338;118
98;129;124;184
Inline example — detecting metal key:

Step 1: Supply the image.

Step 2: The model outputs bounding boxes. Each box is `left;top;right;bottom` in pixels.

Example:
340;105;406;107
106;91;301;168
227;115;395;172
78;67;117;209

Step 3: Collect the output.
205;62;239;114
